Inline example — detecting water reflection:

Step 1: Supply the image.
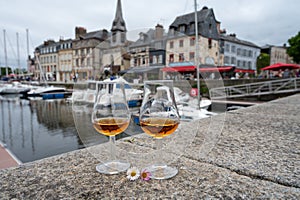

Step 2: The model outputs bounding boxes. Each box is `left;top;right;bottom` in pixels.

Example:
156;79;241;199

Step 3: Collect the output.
0;95;84;163
0;95;142;163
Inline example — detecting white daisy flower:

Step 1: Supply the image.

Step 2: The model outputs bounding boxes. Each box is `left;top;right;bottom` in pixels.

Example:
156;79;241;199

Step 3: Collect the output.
126;167;140;181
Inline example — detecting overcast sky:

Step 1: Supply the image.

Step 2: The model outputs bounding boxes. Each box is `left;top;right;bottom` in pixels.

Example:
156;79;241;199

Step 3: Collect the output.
1;0;299;69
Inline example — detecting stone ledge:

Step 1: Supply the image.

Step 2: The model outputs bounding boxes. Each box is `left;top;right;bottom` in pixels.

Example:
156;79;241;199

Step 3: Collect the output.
0;94;300;199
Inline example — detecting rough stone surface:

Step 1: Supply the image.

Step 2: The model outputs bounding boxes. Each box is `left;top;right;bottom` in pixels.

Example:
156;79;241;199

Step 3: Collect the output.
0;94;300;199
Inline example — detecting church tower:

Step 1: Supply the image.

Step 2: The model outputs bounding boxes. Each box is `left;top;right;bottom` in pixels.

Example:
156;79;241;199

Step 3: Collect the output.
111;0;127;47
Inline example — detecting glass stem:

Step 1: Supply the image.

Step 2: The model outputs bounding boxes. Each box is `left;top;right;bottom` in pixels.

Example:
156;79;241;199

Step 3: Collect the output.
156;138;164;166
109;136;116;161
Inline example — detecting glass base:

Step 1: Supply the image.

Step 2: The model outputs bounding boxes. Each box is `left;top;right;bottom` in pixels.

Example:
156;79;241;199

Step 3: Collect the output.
96;161;130;174
147;164;178;179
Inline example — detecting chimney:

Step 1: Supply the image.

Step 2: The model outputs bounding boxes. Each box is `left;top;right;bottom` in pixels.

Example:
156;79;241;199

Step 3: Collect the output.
75;27;87;39
155;24;164;40
102;29;108;39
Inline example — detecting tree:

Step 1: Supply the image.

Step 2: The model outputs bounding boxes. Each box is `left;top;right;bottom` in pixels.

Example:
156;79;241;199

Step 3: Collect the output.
0;67;13;76
256;53;270;73
287;31;300;63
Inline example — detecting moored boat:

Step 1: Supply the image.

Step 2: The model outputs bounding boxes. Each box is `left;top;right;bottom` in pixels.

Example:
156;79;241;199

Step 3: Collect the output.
0;82;31;95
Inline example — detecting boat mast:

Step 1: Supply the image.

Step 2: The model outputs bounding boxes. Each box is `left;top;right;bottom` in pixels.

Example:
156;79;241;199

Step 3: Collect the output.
194;0;201;109
16;32;21;76
3;29;8;77
26;29;29;58
26;29;30;75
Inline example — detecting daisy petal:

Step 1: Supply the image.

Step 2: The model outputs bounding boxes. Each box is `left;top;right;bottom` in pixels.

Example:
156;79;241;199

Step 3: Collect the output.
126;167;140;181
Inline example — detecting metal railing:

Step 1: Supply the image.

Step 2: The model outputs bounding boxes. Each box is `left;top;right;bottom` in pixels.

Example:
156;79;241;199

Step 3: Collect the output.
210;78;300;99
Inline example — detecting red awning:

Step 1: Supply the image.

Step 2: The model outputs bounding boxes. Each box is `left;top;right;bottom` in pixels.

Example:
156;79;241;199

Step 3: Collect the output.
161;66;196;72
199;66;233;72
235;68;255;74
261;63;300;71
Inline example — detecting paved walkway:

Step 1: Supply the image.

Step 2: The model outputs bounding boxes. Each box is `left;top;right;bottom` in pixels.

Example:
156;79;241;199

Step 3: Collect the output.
0;142;19;170
0;94;299;199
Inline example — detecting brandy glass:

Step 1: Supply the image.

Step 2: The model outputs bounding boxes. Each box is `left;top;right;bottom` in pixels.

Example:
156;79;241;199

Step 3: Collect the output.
139;80;180;179
91;81;131;174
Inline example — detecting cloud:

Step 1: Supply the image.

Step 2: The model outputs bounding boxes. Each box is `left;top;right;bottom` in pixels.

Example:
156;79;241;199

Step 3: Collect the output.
1;0;300;69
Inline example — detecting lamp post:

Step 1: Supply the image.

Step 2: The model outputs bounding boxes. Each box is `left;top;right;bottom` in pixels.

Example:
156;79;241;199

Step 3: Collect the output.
194;0;201;109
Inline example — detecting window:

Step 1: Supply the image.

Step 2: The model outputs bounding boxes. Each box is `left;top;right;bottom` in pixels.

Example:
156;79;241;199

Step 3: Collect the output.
179;40;184;47
149;56;152;65
248;61;252;68
231;45;236;53
179;25;185;33
231;57;236;65
243;61;246;67
170;41;174;49
190;37;195;46
248;50;253;57
158;55;163;64
179;53;184;62
237;48;241;56
208;38;212;49
169;28;175;36
225;44;230;52
224;56;230;64
243;49;247;56
169;54;174;63
81;58;85;66
189;52;195;60
153;56;157;64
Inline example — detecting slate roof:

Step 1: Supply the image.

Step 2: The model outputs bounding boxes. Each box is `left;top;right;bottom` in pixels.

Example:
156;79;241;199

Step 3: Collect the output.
79;30;109;40
170;7;219;27
168;6;220;39
111;0;126;32
129;28;167;49
220;34;260;48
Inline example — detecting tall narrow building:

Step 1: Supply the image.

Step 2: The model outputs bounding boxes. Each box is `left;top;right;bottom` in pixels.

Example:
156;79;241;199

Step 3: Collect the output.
111;0;127;47
101;0;131;75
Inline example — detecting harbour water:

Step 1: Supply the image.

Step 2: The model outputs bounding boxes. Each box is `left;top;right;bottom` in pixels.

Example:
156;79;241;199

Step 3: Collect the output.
0;95;140;163
0;94;250;164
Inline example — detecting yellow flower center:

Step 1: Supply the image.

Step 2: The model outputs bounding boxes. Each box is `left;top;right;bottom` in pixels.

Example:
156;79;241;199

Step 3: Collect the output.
131;171;136;177
141;172;147;179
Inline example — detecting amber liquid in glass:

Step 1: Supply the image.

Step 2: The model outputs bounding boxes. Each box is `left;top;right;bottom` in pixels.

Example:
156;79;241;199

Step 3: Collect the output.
140;118;179;139
93;117;130;136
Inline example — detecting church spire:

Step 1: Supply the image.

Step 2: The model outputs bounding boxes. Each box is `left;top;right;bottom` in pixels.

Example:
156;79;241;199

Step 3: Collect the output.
111;0;126;32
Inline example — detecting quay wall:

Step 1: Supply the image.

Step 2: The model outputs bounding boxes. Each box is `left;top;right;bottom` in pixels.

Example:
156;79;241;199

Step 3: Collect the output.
0;94;299;198
48;78;286;99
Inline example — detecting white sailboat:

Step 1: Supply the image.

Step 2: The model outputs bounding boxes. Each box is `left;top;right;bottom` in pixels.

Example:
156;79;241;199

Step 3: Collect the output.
0;30;31;95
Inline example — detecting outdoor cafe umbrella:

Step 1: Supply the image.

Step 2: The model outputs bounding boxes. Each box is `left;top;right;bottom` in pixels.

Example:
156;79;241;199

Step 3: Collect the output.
261;63;300;71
